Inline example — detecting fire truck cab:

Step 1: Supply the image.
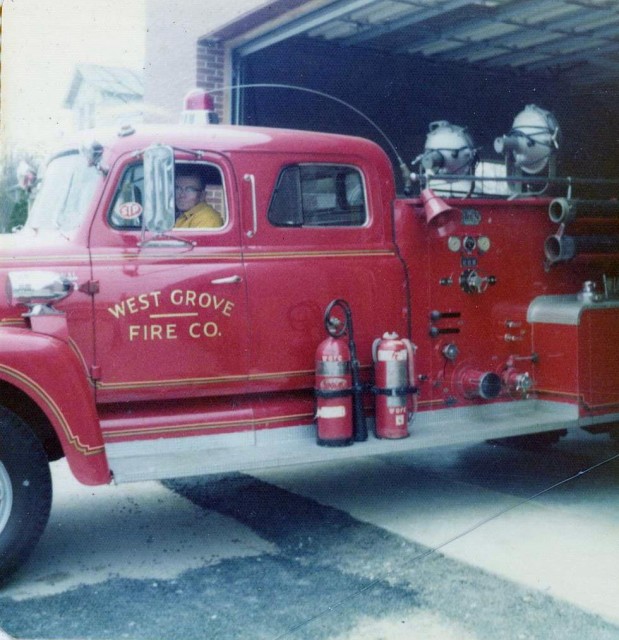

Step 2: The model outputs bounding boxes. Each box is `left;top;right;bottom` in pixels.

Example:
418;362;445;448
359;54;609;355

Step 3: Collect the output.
1;112;619;582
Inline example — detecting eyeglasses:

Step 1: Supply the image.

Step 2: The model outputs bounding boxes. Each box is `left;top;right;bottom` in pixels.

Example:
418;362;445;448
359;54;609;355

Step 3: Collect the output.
175;186;201;195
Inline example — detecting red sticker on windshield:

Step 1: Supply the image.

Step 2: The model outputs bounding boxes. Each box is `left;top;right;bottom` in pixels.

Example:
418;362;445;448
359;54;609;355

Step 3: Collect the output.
118;202;143;220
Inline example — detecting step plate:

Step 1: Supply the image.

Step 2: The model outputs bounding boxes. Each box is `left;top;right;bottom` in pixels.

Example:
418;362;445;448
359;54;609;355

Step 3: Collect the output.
105;400;583;483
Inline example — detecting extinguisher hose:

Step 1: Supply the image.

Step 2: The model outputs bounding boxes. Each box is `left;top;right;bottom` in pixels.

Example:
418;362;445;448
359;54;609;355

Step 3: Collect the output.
403;339;418;422
349;326;368;443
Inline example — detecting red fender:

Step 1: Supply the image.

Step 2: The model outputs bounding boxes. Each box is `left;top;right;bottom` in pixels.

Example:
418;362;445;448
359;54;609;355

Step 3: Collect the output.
0;327;110;485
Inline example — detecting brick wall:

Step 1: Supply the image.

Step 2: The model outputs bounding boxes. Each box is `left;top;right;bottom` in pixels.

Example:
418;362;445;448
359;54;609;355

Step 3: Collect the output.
204;185;226;217
196;40;226;122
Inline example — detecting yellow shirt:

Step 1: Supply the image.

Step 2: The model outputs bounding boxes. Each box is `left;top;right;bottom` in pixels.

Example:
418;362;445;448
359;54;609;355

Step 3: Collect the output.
175;202;223;229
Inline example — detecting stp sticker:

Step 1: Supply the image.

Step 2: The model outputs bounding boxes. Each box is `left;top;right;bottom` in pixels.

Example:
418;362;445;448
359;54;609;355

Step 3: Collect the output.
118;202;143;220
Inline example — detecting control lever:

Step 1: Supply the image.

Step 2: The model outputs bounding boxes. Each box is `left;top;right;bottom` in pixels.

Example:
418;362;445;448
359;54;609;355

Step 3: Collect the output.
459;269;497;294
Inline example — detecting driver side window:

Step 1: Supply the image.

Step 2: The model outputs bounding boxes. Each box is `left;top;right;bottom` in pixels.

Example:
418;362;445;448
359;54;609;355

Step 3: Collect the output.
110;164;144;228
108;161;228;230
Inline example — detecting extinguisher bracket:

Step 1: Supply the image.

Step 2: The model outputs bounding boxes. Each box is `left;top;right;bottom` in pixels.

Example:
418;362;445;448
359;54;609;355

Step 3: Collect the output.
315;388;354;399
372;385;418;397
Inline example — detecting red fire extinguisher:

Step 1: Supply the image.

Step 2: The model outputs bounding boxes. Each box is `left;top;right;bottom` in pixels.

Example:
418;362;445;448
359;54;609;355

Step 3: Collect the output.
372;332;416;439
315;335;353;446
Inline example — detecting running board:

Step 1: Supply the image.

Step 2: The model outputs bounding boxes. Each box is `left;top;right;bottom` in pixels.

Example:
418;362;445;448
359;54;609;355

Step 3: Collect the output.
106;400;582;483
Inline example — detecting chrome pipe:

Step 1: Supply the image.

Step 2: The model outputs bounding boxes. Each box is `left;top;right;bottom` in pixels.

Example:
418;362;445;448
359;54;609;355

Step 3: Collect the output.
548;198;619;224
544;234;619;263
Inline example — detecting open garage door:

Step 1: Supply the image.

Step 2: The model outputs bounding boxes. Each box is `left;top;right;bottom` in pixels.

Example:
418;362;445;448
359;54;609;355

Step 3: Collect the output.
203;0;619;188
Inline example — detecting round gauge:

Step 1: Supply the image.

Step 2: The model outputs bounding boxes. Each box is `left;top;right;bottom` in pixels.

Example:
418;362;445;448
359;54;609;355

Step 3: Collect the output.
447;236;461;252
477;236;491;252
463;235;476;253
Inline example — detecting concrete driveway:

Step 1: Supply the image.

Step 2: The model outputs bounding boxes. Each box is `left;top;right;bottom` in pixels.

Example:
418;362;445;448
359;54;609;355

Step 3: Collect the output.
252;428;619;626
0;428;617;639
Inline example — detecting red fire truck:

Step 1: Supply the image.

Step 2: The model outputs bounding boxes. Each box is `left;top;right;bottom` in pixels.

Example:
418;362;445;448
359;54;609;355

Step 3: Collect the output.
1;98;618;582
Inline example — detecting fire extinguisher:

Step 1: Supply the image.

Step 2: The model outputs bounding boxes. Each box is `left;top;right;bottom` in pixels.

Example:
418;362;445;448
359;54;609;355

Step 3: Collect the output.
315;299;368;446
315;335;353;446
372;332;416;439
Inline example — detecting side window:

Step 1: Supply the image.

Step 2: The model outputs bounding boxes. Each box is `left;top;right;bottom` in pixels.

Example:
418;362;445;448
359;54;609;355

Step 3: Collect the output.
109;162;228;230
110;164;144;228
268;164;367;227
174;163;227;230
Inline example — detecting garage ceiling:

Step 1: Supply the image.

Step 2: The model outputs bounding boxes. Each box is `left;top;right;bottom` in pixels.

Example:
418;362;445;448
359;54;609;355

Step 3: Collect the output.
232;0;619;99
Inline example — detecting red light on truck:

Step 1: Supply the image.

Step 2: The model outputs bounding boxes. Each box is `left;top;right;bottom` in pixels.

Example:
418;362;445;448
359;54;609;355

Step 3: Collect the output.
181;89;219;125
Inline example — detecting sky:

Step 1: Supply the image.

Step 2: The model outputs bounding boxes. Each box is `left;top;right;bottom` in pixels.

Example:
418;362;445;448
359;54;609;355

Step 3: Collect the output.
1;0;146;153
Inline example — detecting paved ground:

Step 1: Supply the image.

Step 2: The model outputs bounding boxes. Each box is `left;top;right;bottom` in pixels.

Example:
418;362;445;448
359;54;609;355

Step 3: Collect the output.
251;428;619;626
0;428;618;639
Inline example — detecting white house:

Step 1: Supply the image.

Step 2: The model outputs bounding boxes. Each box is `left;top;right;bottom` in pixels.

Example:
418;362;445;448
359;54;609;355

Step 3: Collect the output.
64;64;144;131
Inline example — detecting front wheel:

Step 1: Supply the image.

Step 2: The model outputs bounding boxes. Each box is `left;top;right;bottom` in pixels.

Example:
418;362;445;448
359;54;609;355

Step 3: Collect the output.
0;406;52;585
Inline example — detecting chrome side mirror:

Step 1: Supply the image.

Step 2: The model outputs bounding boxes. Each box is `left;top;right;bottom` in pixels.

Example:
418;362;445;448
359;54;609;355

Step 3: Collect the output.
6;270;77;316
143;144;175;233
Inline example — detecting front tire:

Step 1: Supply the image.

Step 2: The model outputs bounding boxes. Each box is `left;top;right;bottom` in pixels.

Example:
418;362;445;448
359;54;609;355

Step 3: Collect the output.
0;406;52;585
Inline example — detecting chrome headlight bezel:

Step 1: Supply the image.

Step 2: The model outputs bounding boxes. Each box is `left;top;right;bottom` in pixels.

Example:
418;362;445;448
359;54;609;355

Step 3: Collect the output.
6;270;77;310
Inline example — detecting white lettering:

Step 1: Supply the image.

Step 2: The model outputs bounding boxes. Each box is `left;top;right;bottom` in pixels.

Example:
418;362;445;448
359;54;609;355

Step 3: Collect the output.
108;291;162;318
128;323;178;341
189;321;220;338
198;292;211;308
108;301;128;319
170;289;184;306
170;289;233;315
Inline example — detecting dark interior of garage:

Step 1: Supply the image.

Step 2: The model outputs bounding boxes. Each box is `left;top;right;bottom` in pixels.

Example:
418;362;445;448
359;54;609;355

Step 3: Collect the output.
205;0;619;200
234;36;618;196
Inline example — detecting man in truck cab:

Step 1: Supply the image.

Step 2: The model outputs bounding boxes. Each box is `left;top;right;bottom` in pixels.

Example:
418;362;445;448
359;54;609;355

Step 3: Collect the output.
174;164;223;229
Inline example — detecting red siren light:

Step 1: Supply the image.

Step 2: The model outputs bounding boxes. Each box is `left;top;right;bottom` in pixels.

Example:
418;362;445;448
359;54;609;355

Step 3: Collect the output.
185;89;215;111
181;89;219;125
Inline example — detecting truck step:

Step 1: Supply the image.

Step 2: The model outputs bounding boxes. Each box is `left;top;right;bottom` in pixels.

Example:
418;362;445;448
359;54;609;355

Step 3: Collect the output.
105;399;581;483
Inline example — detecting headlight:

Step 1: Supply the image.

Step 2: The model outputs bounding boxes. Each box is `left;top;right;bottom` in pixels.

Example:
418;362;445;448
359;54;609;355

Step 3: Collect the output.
6;271;77;308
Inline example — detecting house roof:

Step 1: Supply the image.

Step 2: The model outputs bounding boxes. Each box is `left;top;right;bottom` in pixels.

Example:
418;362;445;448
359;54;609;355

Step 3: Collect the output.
64;64;144;108
204;0;619;106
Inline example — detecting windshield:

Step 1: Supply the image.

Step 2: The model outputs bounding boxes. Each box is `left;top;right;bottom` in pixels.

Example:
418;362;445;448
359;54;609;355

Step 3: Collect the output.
27;151;101;231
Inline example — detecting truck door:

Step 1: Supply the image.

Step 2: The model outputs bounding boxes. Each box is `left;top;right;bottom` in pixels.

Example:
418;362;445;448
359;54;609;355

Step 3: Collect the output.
240;157;408;395
88;155;249;403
